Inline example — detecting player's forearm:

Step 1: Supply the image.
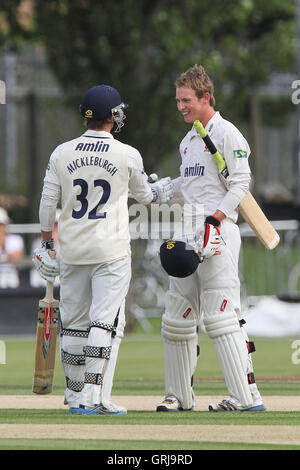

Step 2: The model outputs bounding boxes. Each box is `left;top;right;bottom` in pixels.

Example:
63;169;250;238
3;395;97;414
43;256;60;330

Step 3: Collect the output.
128;168;154;204
39;181;60;232
211;210;226;223
217;178;250;217
41;231;53;241
39;199;57;232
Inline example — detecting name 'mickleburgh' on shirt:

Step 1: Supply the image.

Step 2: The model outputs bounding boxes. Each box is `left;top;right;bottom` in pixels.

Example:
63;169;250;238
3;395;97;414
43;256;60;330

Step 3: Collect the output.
67;156;118;176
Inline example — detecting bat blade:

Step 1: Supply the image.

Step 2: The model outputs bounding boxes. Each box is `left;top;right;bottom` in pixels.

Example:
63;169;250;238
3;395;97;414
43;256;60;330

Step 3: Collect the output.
32;282;59;394
239;192;280;250
194;120;280;250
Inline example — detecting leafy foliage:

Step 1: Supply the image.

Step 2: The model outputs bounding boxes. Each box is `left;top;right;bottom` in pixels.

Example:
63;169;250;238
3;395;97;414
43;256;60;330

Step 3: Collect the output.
0;0;296;172
0;0;35;48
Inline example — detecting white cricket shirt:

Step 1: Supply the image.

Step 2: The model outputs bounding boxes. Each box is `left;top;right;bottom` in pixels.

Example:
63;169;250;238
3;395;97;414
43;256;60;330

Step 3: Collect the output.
40;130;153;264
177;111;251;223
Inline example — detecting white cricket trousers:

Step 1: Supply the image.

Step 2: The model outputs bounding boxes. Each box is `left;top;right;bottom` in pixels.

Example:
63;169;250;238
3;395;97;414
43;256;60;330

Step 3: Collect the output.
169;218;242;317
163;219;260;408
59;255;131;407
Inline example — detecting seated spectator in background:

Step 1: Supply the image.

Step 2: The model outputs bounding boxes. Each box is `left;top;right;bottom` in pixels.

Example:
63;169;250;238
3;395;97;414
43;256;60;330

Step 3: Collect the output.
0;207;24;288
0;207;24;262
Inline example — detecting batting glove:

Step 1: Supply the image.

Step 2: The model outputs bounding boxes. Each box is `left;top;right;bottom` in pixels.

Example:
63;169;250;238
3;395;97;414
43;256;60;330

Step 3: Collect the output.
151;177;173;203
197;216;224;260
32;243;59;283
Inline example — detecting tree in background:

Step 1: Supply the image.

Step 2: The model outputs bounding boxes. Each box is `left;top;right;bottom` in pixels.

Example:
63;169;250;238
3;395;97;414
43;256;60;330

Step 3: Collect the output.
0;0;296;187
0;0;35;47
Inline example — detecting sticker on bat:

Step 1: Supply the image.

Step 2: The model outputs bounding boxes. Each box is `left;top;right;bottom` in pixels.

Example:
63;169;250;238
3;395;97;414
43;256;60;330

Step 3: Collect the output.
43;307;53;359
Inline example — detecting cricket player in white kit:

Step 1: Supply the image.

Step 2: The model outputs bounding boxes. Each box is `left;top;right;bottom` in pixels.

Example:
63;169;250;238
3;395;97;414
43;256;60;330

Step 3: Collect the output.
157;65;265;412
33;84;173;415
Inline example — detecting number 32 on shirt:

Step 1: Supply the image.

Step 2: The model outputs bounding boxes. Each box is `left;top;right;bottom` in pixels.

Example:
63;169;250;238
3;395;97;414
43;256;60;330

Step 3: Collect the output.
72;178;111;220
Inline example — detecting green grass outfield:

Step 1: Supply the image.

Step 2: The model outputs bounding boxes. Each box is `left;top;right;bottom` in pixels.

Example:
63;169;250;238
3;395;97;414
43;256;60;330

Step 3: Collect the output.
0;324;300;451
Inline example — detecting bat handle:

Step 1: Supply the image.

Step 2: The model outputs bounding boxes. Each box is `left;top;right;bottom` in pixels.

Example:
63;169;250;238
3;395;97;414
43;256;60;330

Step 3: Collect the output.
194;120;227;172
148;173;158;183
44;249;56;301
48;249;56;259
44;281;54;303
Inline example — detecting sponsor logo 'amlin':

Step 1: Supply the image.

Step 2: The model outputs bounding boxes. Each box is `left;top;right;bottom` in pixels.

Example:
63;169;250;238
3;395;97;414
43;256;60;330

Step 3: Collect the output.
184;164;205;177
75;141;110;153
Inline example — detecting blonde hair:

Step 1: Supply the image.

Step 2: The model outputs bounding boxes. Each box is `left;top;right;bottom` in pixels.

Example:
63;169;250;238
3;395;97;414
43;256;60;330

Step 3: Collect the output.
175;64;215;107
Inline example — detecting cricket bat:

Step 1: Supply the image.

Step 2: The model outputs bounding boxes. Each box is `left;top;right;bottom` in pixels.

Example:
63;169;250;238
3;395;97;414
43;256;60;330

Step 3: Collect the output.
32;254;59;394
194;120;280;250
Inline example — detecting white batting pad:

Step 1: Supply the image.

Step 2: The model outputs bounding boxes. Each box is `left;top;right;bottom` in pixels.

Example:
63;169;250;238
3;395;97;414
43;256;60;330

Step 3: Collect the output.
162;314;198;410
101;302;126;407
239;320;263;406
59;332;88;408
202;291;253;408
80;324;113;407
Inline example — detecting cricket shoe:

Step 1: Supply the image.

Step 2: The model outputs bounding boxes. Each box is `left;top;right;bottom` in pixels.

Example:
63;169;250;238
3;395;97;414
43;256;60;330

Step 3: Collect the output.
208;397;266;412
70;402;127;415
156;395;194;412
69;406;83;415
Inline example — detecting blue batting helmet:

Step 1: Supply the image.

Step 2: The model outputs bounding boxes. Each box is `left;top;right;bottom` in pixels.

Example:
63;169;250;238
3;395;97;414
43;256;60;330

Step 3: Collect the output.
80;85;128;120
159;240;201;278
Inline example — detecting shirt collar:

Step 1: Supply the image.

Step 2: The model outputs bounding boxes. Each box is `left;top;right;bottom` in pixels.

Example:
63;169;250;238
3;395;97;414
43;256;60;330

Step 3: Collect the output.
204;111;221;133
82;130;114;139
190;111;221;139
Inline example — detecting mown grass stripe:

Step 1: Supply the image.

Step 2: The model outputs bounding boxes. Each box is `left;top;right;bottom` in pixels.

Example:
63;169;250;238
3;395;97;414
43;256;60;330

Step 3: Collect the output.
0;438;299;450
1;424;300;445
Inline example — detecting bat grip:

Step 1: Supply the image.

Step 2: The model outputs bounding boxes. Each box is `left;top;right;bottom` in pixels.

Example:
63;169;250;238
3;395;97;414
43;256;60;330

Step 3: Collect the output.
148;173;158;183
194;120;226;171
48;249;56;260
201;134;226;171
202;134;217;155
44;249;56;301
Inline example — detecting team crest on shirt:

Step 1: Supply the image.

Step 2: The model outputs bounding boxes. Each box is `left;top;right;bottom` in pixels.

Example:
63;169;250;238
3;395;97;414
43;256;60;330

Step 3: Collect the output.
233;149;247;159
